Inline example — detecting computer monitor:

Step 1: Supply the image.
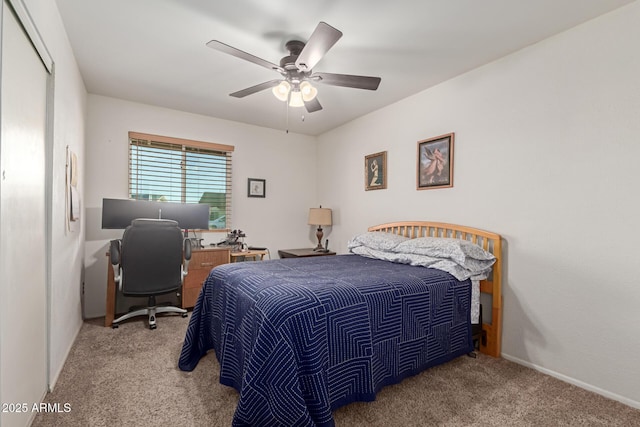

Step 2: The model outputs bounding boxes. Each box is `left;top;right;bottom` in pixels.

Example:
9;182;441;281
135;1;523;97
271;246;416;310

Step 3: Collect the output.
101;198;210;230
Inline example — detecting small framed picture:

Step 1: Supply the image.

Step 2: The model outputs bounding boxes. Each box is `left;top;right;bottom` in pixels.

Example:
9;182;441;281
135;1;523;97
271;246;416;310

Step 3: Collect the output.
247;178;266;198
417;133;454;190
365;151;387;191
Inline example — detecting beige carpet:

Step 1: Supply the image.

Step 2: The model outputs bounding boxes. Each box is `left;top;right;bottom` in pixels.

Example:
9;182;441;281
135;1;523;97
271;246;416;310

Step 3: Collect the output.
33;315;640;427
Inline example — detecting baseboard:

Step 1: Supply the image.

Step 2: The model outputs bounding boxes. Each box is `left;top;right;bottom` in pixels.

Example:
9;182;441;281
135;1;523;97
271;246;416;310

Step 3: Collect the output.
48;319;83;392
501;353;640;410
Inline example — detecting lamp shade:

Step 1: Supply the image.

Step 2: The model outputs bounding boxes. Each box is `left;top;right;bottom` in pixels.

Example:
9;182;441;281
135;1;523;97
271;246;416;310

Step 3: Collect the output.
289;90;304;107
300;81;318;102
272;81;291;101
308;207;332;226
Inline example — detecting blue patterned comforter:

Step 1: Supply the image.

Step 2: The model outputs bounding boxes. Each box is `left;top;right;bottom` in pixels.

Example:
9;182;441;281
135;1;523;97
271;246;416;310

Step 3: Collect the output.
179;254;472;426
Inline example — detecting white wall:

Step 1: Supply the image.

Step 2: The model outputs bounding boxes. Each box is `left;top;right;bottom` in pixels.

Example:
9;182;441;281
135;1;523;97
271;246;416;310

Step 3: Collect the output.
21;0;86;390
83;95;318;318
317;2;640;408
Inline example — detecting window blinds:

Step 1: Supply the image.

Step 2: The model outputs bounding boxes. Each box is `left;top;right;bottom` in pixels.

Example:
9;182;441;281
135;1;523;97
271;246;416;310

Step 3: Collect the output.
128;132;233;230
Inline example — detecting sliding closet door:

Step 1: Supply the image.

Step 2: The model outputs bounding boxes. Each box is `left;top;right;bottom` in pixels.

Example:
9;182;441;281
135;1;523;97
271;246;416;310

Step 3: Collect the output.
0;1;48;426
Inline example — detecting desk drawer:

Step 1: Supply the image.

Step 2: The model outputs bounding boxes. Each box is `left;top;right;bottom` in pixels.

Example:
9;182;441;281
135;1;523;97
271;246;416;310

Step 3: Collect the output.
184;267;211;290
190;250;229;270
182;248;229;308
183;287;203;309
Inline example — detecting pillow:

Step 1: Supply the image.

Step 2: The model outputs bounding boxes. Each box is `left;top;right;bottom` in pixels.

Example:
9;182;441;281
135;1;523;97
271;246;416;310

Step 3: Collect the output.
394;237;495;267
349;245;412;265
347;232;410;252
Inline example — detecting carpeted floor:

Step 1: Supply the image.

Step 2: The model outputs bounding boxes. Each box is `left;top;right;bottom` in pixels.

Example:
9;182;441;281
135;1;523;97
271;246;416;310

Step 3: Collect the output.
33;315;640;427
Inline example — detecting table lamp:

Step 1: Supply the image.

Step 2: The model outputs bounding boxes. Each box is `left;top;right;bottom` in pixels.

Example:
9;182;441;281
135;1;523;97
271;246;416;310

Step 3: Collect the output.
308;206;332;251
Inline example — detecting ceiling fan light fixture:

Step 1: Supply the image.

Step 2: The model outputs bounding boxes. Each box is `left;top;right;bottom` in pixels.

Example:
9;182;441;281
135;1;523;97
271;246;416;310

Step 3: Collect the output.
288;90;304;107
300;81;318;102
272;81;291;101
209;22;380;117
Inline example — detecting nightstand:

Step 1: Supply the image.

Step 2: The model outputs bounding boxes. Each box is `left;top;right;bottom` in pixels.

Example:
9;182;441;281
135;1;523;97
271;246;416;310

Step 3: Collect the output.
278;248;336;258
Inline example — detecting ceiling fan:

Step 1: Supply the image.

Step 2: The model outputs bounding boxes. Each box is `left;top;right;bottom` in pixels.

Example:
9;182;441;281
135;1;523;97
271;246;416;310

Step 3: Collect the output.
206;22;381;113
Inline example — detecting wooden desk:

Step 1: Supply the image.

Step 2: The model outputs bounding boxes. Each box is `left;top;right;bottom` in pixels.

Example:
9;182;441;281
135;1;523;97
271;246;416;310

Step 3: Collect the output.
278;248;336;258
105;246;230;327
230;249;268;262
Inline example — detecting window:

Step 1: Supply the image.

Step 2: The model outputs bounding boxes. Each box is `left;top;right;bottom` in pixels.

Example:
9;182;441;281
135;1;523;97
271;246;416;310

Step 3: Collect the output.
128;132;233;230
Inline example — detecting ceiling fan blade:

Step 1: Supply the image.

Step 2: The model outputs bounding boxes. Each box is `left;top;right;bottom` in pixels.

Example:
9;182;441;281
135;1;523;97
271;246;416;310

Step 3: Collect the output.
304;97;323;113
295;22;343;72
311;72;381;90
230;80;282;98
206;40;283;73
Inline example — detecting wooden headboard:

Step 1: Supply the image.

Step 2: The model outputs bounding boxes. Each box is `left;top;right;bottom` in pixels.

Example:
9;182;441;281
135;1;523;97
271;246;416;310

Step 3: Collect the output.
368;221;502;358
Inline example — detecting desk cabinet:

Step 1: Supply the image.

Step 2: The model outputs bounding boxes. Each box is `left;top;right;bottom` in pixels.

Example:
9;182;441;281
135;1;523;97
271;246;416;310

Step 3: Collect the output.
182;247;230;308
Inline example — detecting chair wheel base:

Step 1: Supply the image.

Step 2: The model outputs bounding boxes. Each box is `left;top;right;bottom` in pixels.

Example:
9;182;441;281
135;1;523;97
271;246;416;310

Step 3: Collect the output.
181;312;188;318
112;324;119;329
149;324;157;330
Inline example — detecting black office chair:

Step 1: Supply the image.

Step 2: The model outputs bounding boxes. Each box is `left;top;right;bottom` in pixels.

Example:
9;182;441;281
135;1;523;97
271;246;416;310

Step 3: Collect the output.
109;219;191;329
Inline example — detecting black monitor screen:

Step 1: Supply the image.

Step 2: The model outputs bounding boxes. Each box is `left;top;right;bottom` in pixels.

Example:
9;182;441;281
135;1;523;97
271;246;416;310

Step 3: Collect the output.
101;198;210;230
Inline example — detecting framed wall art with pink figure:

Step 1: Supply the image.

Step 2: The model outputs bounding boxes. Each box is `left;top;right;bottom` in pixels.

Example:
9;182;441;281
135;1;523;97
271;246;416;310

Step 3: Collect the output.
417;133;454;190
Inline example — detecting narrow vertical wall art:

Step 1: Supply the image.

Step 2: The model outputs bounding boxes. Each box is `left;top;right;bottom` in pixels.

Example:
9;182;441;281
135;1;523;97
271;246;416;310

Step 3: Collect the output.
66;146;80;230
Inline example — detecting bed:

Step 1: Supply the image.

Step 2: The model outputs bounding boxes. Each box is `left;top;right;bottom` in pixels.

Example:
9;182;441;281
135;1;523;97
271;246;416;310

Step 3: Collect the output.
179;221;502;426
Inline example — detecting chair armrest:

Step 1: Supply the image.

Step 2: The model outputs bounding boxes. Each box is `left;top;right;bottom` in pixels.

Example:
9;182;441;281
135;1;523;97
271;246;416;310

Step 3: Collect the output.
182;238;192;279
109;239;121;265
184;238;192;261
109;239;122;287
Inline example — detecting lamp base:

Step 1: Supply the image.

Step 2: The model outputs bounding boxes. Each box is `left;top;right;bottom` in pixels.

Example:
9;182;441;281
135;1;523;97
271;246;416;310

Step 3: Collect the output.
314;226;324;251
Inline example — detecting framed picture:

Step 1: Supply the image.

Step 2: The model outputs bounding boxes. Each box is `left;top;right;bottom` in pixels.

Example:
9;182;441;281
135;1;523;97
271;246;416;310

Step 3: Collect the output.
365;151;387;191
417;133;454;190
247;178;266;198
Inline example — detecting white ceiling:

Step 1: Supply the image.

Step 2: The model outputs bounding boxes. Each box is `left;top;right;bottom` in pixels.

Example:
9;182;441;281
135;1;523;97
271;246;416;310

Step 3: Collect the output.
55;0;633;136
